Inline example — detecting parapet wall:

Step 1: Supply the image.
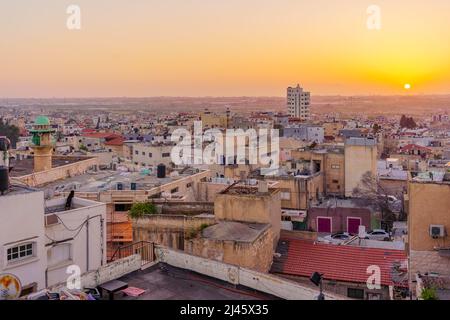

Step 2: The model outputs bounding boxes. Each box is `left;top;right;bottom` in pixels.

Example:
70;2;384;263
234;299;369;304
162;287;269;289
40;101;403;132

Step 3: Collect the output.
17;157;99;187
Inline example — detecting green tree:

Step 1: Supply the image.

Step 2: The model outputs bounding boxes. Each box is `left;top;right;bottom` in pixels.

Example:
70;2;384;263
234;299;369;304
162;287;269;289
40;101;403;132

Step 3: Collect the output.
128;202;157;219
0;119;20;148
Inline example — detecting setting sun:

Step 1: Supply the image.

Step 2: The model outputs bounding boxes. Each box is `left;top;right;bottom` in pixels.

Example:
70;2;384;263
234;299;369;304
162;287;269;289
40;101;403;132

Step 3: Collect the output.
404;84;412;90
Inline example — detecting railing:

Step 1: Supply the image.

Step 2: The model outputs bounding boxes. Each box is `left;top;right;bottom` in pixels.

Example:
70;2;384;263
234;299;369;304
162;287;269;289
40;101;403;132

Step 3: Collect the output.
109;241;155;267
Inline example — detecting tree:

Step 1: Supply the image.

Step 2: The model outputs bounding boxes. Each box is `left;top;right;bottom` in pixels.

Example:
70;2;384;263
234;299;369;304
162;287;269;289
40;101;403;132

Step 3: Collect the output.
351;172;402;229
0;119;20;148
128;202;157;219
400;115;417;129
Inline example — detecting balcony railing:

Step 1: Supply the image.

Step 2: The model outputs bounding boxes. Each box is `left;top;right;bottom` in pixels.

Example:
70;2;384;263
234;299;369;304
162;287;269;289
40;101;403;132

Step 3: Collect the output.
109;241;155;267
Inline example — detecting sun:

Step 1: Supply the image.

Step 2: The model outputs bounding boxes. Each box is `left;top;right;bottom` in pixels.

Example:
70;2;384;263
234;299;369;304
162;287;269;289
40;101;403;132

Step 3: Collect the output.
404;83;411;90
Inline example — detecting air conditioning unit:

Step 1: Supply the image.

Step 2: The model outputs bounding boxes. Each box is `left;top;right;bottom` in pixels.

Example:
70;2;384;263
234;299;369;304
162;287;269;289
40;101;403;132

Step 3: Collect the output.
430;225;446;239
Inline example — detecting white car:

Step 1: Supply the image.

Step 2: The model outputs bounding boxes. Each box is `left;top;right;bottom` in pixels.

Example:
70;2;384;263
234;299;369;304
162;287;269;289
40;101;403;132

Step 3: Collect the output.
365;229;391;241
322;232;352;244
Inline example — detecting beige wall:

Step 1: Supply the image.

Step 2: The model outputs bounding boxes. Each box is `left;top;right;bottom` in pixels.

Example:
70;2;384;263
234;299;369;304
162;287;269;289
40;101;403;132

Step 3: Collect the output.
324;152;345;196
344;144;377;197
184;228;274;273
271;174;323;210
408;181;450;284
214;190;281;247
133;215;215;250
408;182;450;251
17;157;99;187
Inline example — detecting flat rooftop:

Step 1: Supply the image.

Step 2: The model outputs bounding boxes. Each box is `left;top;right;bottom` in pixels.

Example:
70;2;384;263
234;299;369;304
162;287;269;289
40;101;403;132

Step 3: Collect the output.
116;263;277;300
40;169;203;193
202;221;269;242
9;156;92;177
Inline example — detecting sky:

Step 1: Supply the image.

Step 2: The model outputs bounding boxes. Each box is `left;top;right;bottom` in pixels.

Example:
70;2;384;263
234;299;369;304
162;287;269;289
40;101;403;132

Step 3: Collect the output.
1;0;450;97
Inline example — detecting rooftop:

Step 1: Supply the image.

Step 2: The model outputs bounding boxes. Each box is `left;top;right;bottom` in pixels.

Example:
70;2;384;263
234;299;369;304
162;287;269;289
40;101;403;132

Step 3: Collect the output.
9;156;92;177
202;221;269;242
271;238;408;287
116;263;277;300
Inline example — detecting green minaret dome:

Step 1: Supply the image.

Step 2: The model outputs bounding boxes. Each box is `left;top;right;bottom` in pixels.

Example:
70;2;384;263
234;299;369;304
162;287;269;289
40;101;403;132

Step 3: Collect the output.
34;116;51;126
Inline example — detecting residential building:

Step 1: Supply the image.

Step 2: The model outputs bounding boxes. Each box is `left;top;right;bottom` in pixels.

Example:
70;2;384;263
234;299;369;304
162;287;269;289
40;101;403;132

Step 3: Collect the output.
287;84;311;120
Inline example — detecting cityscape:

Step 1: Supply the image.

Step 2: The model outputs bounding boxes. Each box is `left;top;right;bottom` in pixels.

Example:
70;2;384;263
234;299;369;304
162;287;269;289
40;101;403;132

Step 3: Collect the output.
1;0;450;308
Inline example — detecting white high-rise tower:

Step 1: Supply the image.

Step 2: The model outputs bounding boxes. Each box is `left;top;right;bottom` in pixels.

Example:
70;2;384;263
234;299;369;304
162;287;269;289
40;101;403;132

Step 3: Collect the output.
287;84;310;120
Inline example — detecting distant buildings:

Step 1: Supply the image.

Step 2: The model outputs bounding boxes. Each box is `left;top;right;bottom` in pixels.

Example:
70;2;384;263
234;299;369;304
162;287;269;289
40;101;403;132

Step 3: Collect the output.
287;84;310;120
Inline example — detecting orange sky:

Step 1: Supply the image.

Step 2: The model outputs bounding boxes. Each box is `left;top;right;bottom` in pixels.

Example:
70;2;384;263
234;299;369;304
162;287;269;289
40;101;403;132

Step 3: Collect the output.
1;0;450;97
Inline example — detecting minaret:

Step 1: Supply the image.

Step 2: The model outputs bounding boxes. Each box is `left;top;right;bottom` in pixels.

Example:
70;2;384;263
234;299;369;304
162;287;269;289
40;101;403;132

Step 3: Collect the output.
30;116;55;172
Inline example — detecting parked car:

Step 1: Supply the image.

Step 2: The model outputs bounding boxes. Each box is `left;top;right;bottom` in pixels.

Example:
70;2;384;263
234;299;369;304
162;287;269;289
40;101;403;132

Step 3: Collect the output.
365;229;391;241
322;232;352;244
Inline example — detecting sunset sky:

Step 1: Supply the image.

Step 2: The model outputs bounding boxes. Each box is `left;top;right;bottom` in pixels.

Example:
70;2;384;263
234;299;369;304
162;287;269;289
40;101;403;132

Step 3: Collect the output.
1;0;450;97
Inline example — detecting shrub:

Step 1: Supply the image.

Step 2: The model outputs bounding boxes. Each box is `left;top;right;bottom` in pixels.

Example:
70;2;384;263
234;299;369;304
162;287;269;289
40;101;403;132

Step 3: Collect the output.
128;202;157;219
421;287;439;300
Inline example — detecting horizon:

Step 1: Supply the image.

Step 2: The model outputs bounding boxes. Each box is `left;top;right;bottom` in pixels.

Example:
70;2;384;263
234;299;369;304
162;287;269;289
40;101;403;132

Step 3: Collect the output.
2;0;450;97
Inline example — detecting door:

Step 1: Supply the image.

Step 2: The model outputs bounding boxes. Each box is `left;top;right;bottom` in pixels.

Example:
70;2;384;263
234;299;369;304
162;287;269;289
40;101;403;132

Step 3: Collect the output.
347;217;362;235
317;217;332;233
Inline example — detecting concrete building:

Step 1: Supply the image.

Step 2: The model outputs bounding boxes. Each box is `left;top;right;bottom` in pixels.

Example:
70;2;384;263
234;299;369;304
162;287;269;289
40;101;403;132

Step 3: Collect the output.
344;137;378;197
408;176;450;295
287;84;311;120
0;187;106;296
184;183;281;273
283;124;324;143
131;142;174;168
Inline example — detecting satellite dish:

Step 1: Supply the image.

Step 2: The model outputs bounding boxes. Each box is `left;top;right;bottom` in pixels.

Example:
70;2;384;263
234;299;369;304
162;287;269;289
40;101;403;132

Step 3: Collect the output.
0;273;22;300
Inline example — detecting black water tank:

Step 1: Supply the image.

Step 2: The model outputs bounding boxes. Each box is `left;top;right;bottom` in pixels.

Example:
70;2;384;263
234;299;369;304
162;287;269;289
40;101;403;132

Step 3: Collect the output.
157;164;166;179
0;166;9;195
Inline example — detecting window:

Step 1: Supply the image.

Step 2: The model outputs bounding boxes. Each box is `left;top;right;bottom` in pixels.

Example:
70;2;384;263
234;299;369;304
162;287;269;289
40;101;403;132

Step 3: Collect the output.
332;179;339;184
7;243;35;263
142;152;146;156
135;150;139;155
347;288;365;299
148;153;153;158
171;187;179;194
331;164;340;169
162;153;171;158
186;182;193;188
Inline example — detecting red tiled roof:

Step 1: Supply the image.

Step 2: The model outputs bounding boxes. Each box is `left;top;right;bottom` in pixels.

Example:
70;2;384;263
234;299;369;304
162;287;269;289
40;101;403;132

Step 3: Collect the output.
400;144;431;153
276;238;407;286
105;137;125;146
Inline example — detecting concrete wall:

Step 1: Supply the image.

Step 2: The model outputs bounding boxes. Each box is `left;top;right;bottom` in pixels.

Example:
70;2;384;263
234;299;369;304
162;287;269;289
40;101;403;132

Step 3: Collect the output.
408;181;450;285
0;191;47;291
17;157;99;187
45;197;107;287
408;181;450;251
214;190;281;247
154;246;346;300
184;227;274;273
344;143;377;197
49;255;141;291
133;214;215;250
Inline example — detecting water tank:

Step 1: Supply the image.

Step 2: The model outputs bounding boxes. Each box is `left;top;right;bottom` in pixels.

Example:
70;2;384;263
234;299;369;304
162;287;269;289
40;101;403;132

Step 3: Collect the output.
0;166;9;195
157;164;166;179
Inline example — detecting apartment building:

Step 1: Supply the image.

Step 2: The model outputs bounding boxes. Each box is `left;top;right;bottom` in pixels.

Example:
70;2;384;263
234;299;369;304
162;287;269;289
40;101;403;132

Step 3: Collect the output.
131;142;174;167
287;84;311;120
